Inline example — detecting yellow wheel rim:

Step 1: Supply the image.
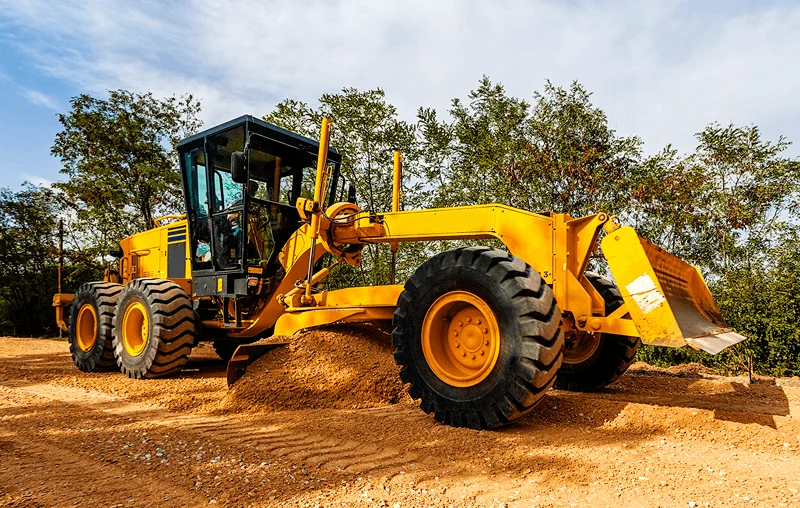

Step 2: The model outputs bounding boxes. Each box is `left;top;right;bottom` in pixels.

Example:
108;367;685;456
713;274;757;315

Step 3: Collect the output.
122;301;149;357
421;291;501;388
75;303;97;352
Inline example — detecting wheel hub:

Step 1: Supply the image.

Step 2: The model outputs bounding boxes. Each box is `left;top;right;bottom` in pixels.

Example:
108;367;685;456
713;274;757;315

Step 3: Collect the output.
422;291;501;387
122;301;149;357
75;303;97;352
563;330;602;364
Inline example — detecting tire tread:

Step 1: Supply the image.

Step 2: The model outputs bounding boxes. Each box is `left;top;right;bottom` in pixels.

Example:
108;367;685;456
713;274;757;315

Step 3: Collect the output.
113;278;195;379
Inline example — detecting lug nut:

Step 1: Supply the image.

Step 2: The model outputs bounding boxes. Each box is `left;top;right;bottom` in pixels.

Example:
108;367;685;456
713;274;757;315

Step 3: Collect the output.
484;339;490;346
467;317;472;323
483;328;488;334
477;319;482;325
455;343;460;348
480;350;485;356
454;331;459;336
461;352;466;357
471;354;476;360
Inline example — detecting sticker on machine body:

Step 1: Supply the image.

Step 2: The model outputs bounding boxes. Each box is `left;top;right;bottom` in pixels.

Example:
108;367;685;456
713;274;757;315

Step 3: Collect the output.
625;274;666;314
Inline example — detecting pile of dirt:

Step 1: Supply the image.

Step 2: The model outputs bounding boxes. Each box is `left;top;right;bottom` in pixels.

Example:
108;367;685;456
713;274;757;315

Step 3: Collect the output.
220;324;409;412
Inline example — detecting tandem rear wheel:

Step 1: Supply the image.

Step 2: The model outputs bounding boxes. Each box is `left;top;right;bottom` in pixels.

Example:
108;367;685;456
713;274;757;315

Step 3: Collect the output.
392;247;564;430
68;282;122;372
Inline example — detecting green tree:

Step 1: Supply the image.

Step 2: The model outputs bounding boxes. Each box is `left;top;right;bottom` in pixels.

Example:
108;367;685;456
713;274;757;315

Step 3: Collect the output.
715;232;800;376
637;231;800;377
634;125;800;375
52;90;202;252
0;184;60;336
635;124;800;275
691;124;798;277
418;77;645;216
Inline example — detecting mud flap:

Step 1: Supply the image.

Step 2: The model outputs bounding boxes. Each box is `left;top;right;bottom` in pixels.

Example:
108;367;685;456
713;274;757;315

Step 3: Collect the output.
601;226;746;354
226;341;289;387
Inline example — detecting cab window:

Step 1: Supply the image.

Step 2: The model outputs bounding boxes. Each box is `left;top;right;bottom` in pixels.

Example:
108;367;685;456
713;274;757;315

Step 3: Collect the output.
208;126;245;270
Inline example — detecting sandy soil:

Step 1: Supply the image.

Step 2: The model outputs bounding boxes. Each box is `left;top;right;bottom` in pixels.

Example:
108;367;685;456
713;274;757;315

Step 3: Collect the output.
221;325;409;413
1;332;799;508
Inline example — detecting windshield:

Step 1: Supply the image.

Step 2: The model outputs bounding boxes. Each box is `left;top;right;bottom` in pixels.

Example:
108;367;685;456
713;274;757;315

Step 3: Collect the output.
212;170;243;212
244;143;316;269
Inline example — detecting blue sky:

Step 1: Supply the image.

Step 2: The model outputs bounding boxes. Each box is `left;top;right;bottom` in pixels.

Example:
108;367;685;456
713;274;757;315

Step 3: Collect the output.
1;0;799;190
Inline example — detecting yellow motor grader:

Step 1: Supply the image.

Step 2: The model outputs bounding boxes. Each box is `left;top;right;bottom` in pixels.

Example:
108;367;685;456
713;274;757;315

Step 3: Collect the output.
54;115;745;429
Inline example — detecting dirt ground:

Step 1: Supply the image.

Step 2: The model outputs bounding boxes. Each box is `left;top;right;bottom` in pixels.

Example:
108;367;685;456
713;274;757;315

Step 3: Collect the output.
1;332;799;508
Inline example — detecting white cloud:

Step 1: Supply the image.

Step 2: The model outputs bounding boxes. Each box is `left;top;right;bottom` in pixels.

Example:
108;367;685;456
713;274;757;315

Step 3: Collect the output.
21;89;58;110
1;0;798;156
22;173;55;187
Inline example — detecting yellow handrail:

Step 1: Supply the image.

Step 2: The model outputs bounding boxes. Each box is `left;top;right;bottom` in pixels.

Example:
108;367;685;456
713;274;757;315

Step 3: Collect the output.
153;214;186;227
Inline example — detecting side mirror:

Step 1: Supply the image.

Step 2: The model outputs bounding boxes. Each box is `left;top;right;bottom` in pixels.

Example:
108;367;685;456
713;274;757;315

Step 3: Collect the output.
109;247;124;258
231;151;247;184
347;183;357;204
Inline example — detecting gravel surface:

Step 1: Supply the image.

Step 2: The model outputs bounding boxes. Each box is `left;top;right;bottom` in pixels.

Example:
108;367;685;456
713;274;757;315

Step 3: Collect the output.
1;334;799;507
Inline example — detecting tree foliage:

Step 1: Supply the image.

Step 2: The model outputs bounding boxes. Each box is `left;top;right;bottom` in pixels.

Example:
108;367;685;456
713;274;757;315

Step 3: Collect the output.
52;90;202;250
0;184;99;336
261;78;800;375
635;125;800;375
634;124;800;274
0;184;59;336
418;77;645;216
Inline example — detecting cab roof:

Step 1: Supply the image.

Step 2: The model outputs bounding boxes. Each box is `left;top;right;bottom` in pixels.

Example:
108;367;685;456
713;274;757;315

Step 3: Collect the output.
177;115;341;162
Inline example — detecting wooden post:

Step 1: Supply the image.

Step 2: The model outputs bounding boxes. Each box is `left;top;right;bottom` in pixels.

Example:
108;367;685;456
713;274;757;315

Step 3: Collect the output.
58;219;64;339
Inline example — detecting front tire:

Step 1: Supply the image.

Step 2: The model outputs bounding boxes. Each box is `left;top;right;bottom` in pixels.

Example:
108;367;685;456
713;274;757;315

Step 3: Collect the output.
68;282;122;372
393;247;564;430
555;271;641;391
112;278;195;379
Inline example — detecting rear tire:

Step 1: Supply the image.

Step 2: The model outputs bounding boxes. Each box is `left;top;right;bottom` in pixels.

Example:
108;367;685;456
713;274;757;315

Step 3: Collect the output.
112;278;195;379
555;271;641;391
393;247;564;429
68;282;121;372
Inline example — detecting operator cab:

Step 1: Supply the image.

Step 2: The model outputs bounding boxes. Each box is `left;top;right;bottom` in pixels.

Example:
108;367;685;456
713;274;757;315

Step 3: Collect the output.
178;115;343;302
